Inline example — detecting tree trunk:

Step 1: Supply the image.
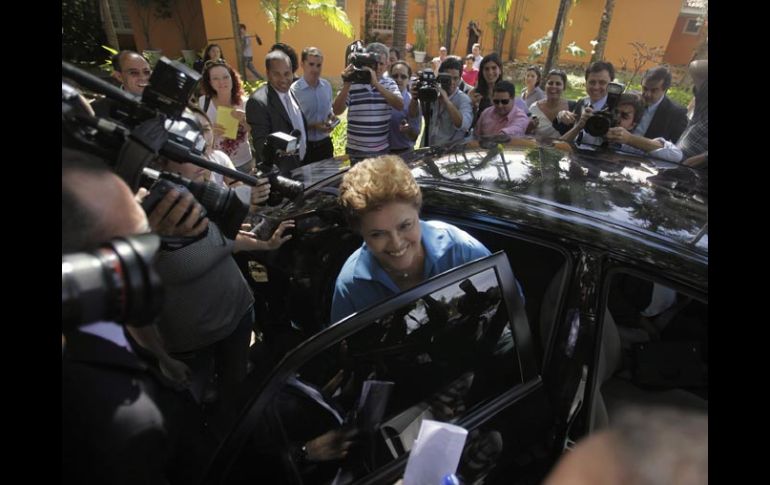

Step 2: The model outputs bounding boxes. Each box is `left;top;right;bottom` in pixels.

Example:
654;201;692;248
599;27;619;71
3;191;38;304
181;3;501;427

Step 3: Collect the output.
99;0;120;50
444;0;455;52
493;0;513;55
542;0;572;89
590;0;615;64
451;0;467;55
229;0;245;78
507;0;527;61
435;0;442;51
392;0;408;59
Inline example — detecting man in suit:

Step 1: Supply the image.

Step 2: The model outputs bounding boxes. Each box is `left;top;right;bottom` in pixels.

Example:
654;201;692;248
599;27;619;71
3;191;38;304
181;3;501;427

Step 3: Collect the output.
557;61;616;127
246;50;308;171
633;66;688;143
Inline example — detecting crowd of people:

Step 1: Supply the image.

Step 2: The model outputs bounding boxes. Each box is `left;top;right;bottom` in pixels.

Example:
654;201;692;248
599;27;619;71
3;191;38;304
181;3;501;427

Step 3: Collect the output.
63;37;707;484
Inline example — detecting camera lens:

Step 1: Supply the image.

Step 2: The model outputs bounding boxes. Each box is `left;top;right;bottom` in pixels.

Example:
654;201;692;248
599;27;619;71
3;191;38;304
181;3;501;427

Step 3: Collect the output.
584;114;611;137
62;234;163;331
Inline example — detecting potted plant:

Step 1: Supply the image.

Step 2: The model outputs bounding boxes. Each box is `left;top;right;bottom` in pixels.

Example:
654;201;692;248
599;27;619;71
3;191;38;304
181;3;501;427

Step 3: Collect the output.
413;22;427;63
165;0;201;66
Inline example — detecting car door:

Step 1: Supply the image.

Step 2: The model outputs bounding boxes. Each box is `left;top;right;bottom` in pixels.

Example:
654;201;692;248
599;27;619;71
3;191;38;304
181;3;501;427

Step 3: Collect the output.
202;252;561;485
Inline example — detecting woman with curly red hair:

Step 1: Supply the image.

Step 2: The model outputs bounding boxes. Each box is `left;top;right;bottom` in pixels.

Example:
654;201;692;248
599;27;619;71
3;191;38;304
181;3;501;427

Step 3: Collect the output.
199;61;254;173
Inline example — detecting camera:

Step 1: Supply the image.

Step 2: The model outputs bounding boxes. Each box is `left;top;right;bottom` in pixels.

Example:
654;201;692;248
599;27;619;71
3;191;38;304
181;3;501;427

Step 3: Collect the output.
343;40;379;84
62;234;163;331
256;132;306;206
415;69;439;104
140;168;248;240
583;82;625;137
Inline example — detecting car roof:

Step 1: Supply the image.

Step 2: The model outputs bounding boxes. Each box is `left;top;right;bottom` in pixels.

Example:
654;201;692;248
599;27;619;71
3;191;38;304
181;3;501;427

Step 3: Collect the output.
286;139;708;255
406;140;708;255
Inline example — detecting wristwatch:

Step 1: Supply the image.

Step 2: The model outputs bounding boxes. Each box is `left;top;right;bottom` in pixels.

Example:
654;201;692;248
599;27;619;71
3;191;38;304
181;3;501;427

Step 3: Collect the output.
293;443;309;464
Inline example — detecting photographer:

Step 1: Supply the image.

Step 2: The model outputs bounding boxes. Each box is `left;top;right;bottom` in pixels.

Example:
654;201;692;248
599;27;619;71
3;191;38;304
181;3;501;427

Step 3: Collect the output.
333;42;403;161
556;61;616;129
147;147;294;417
561;93;682;162
62;149;203;485
408;57;473;147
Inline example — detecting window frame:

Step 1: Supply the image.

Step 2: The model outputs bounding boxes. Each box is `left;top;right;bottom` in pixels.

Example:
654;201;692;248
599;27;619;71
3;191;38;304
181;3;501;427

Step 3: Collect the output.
202;251;537;483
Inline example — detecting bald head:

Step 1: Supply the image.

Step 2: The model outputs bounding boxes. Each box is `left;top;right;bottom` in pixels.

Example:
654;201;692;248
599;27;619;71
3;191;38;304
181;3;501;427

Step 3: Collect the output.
62;150;149;253
112;51;151;95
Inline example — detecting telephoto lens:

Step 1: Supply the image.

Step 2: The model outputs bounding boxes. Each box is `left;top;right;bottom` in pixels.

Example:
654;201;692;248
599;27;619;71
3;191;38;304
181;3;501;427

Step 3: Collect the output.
62;234;163;332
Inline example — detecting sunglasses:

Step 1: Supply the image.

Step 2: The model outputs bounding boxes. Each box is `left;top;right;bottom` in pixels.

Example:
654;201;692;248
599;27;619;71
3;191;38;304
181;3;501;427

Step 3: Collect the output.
204;59;227;68
391;74;409;80
492;99;510;105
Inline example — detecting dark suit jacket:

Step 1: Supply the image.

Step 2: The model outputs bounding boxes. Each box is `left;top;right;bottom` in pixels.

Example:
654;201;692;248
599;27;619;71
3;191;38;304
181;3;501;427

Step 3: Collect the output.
643;95;688;143
246;84;308;170
62;331;203;485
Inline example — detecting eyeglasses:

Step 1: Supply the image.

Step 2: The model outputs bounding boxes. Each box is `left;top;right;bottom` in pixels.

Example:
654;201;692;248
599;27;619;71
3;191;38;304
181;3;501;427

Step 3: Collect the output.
492;99;510;105
391;74;409;80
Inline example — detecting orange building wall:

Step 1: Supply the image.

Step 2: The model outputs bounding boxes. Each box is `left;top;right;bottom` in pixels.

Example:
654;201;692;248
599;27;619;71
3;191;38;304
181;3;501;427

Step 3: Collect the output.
200;0;363;79
413;0;685;72
127;0;207;57
663;16;706;65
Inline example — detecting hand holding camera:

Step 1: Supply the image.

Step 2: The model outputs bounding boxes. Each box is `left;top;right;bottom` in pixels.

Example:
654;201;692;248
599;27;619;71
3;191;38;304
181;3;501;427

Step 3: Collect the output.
144;188;209;238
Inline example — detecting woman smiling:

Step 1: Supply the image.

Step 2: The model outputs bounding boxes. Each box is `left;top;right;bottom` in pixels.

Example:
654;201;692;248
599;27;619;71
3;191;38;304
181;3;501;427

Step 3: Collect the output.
330;155;491;323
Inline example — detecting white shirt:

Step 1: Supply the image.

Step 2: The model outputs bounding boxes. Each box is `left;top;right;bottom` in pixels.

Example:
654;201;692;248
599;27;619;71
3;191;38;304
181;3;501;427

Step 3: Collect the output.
633;95;664;137
278;91;307;161
79;321;134;353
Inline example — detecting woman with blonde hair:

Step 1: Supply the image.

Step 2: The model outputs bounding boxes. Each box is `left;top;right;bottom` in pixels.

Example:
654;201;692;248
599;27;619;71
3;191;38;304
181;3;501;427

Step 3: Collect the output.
330;155;491;323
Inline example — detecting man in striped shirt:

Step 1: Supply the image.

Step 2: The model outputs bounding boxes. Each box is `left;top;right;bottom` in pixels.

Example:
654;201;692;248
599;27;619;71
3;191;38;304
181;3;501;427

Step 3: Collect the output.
333;42;404;162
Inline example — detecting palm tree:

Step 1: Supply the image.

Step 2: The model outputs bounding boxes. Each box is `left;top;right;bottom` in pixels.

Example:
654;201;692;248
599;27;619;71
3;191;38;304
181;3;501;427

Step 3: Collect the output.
590;0;616;64
493;0;513;54
259;0;354;44
392;0;408;59
99;0;120;50
542;0;573;88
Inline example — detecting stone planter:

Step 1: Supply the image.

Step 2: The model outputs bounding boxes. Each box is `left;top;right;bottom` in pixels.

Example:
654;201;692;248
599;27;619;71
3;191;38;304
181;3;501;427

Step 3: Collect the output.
414;51;427;63
142;49;163;67
181;49;197;67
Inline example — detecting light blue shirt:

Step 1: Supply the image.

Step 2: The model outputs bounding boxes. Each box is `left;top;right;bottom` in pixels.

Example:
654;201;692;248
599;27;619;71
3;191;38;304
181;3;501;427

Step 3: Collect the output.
330;220;491;324
632;95;664;136
426;89;473;147
291;76;333;142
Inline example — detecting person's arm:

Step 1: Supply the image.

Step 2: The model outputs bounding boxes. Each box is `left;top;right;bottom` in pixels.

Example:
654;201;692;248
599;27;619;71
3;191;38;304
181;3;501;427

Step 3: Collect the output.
440;88;463;128
560;106;593;142
407;83;421;118
233;219;295;253
370;70;404;110
333;65;354;115
682;151;708;168
125;325;191;389
606;127;664;152
246;94;270;165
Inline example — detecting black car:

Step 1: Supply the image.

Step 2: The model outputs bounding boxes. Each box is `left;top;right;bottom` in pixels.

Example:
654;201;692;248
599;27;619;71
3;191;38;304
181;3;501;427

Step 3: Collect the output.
203;139;708;484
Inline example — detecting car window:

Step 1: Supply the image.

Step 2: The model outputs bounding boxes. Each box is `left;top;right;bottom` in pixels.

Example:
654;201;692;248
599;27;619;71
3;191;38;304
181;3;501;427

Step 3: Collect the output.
598;271;708;424
235;262;528;484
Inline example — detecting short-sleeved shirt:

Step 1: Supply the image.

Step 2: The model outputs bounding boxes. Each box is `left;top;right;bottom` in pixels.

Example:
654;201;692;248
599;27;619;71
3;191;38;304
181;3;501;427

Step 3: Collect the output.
330;220;491;324
346;76;403;153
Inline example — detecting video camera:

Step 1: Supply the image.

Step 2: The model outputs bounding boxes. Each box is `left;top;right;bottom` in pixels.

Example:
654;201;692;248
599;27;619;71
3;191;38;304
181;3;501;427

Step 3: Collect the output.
256;132;306;206
62;58;258;239
62;234;163;331
583;81;625;137
343;40;380;84
413;69;452;105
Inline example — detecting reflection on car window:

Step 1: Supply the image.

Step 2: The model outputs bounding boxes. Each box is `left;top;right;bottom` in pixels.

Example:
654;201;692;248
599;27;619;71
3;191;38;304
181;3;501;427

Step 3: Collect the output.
259;267;524;484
